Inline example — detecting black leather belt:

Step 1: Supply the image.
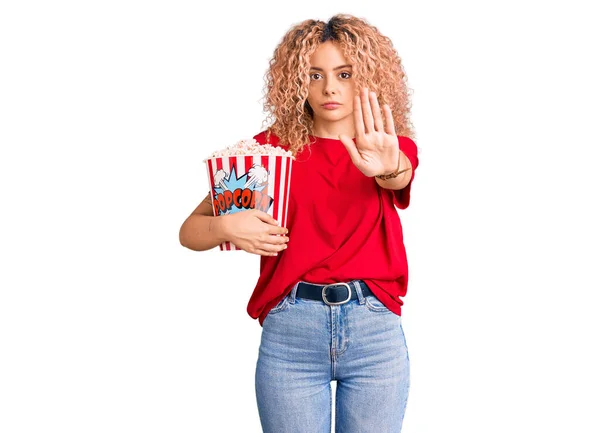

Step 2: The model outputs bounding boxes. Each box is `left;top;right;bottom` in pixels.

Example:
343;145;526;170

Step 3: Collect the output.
296;280;373;306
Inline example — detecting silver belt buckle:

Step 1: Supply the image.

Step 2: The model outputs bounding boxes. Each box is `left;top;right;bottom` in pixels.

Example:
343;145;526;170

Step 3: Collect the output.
321;283;352;306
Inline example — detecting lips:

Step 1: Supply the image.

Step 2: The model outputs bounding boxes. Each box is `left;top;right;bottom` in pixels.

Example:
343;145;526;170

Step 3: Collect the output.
322;102;341;110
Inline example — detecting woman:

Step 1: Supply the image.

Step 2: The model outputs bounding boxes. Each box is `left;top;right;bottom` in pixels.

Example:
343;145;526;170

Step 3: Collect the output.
180;13;419;433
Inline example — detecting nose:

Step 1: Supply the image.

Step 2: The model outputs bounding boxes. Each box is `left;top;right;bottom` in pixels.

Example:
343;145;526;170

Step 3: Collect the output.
323;77;338;95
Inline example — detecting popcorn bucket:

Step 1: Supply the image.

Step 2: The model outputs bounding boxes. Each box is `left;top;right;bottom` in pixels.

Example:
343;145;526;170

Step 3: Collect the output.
203;153;294;251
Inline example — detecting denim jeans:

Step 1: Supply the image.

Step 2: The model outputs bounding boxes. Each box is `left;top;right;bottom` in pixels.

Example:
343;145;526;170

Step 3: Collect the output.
255;280;410;433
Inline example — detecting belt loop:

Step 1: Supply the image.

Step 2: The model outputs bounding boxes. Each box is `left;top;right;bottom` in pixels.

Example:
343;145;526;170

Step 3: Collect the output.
290;282;300;303
353;280;366;304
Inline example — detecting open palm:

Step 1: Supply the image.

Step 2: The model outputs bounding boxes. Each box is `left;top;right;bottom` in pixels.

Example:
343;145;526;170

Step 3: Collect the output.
339;87;399;178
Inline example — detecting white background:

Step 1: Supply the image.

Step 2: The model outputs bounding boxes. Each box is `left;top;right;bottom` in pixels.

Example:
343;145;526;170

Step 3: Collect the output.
1;0;599;432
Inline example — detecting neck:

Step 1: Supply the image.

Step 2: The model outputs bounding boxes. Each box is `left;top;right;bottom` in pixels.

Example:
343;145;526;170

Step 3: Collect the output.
311;117;355;140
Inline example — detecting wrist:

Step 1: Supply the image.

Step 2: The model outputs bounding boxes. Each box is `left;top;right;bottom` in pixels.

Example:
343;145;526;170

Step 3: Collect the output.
375;151;411;180
212;215;231;243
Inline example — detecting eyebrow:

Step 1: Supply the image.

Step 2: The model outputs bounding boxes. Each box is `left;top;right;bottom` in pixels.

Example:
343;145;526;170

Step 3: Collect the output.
309;64;353;71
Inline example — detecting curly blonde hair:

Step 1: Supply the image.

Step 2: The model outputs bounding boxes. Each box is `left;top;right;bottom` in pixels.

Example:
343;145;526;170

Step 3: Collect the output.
259;13;416;157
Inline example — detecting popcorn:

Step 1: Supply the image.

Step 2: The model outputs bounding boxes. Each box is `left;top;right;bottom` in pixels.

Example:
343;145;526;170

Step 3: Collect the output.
208;138;295;159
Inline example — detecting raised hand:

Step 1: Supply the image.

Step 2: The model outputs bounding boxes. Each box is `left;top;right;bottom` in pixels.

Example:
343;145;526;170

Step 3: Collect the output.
339;87;400;178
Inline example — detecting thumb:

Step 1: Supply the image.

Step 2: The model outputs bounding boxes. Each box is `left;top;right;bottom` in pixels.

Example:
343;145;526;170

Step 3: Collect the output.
339;134;361;167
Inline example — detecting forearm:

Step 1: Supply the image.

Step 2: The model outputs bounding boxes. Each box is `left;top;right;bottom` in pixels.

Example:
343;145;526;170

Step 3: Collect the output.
375;151;412;190
179;214;230;251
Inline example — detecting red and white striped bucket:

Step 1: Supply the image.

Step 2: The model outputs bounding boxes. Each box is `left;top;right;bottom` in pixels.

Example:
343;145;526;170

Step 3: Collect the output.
203;153;294;251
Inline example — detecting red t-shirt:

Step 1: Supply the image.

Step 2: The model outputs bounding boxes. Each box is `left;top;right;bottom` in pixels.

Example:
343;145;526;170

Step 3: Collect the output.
247;130;419;326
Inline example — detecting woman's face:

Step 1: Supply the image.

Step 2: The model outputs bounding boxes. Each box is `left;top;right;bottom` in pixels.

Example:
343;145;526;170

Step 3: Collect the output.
306;41;357;135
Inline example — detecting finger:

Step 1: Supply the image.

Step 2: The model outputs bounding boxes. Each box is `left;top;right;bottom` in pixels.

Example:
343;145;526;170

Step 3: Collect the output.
267;225;288;235
370;91;384;132
353;93;365;138
254;248;281;257
264;230;288;242
266;234;289;245
259;242;288;254
383;104;396;136
361;87;374;133
255;210;281;226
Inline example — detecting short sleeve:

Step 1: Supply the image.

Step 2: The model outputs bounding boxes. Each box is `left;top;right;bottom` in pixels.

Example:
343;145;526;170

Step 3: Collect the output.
253;130;280;146
253;131;267;144
393;136;419;209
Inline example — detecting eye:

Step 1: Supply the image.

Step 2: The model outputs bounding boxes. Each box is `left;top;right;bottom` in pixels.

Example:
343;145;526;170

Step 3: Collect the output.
309;71;351;81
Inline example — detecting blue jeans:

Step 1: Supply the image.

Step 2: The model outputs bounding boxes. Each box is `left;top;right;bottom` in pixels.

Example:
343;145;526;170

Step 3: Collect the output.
255;280;410;433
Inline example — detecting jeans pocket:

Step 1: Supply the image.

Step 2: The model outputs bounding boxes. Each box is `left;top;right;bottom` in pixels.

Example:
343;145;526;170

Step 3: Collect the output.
267;294;290;316
364;294;393;313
